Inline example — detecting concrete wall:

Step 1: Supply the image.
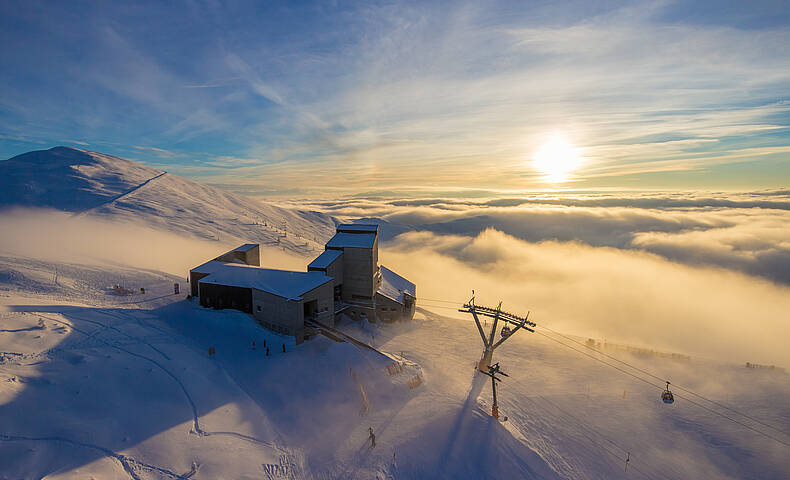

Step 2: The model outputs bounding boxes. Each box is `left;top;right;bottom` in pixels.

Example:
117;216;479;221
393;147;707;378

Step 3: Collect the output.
302;280;335;327
374;292;416;322
374;293;402;323
341;246;376;302
189;271;209;297
252;289;301;339
214;245;260;266
323;253;343;288
252;279;333;344
199;283;253;313
243;245;260;266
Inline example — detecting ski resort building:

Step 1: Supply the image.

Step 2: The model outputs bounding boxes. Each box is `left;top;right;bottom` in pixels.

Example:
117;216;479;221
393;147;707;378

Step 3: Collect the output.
189;224;415;343
188;243;260;297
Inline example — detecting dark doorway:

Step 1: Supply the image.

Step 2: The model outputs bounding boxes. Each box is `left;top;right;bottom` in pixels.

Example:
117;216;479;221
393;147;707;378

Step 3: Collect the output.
303;300;318;320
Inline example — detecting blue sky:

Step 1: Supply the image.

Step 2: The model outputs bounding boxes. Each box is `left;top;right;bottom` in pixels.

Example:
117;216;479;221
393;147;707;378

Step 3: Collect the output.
1;0;789;195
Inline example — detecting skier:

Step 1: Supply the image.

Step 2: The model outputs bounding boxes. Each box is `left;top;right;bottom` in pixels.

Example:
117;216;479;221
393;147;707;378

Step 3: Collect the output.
282;343;286;353
252;341;256;350
368;427;376;448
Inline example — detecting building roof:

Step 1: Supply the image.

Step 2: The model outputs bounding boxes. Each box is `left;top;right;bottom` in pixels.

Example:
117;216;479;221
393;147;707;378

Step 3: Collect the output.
326;232;376;249
198;263;333;300
308;249;343;270
190;259;231;274
233;243;258;252
377;265;416;304
337;224;378;233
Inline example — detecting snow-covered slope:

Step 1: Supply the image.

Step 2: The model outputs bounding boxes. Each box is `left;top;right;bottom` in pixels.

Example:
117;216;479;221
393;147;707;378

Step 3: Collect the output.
2;147;788;479
0;147;164;213
0;257;557;479
0;147;338;256
1;257;788;479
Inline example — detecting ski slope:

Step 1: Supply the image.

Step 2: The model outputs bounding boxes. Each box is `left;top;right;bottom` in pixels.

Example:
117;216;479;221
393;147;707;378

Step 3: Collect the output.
1;254;788;479
0;254;556;479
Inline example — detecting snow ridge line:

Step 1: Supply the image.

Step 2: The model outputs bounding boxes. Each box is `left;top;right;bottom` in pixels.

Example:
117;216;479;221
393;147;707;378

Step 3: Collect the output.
72;171;167;217
0;434;193;480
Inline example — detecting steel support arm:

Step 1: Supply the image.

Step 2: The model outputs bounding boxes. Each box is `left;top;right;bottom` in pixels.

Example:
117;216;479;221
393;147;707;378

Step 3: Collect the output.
491;312;531;350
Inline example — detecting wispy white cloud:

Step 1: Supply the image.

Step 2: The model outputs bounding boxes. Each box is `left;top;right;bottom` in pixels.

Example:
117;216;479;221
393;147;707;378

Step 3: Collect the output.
132;145;183;158
2;1;788;192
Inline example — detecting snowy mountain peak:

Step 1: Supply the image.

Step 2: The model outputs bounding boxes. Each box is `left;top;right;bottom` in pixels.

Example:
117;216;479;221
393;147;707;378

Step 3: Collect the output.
0;146;164;212
1;146;338;255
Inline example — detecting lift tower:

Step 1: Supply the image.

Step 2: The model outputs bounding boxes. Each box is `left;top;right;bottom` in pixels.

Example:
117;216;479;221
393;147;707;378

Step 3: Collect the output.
482;363;508;419
459;295;536;372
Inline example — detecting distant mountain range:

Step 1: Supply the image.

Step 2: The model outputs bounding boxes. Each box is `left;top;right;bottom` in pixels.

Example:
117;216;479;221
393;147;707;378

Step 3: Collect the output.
0;146;338;255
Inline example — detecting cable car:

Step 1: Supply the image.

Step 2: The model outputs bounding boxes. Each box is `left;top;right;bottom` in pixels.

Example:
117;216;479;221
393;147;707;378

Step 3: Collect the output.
500;325;512;338
661;381;674;404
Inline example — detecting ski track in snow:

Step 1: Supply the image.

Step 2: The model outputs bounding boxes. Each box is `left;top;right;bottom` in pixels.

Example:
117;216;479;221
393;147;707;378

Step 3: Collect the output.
3;305;291;477
0;433;194;480
35;310;286;447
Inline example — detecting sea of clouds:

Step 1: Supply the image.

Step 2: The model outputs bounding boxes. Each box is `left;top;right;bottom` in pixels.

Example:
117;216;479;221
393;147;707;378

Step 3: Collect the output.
295;190;790;367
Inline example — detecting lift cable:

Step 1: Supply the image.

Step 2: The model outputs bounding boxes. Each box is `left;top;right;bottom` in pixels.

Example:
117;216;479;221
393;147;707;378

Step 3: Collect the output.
537;321;790;440
534;329;790;449
415;298;790;448
527;395;676;480
414;300;790;446
415;297;463;305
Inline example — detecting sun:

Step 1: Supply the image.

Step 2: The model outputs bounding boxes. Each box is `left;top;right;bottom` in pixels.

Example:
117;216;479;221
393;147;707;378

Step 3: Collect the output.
532;135;583;182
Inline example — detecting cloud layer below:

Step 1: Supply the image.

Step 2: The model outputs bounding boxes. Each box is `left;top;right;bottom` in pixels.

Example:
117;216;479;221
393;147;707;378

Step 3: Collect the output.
302;191;790;366
383;228;790;367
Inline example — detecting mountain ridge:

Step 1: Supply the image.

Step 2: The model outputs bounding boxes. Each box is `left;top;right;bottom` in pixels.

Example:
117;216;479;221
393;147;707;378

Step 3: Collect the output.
0;146;338;256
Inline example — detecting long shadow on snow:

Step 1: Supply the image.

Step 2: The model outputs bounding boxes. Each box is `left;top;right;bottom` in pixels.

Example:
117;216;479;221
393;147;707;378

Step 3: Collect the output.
153;299;416;476
0;302;291;478
392;373;557;479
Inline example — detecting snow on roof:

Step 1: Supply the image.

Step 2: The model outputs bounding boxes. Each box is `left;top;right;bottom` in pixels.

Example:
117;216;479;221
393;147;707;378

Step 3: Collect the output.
337;224;378;233
190;259;229;274
198;263;332;300
377;266;416;304
326;232;376;249
308;249;343;270
233;243;258;252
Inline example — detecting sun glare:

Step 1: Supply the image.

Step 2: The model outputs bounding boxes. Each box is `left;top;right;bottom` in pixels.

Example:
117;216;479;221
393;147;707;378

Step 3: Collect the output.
532;135;583;182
